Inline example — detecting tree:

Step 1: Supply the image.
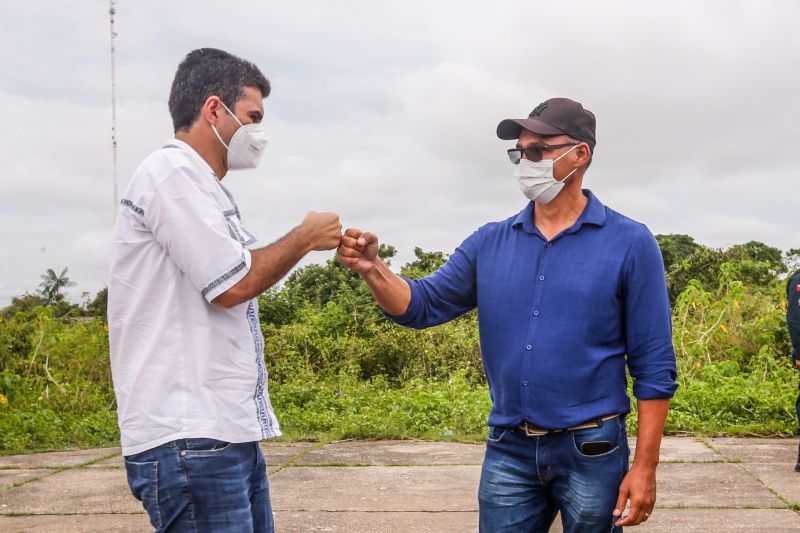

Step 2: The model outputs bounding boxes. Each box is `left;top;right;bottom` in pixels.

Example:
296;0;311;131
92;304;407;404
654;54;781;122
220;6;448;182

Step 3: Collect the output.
786;248;800;274
655;234;702;272
86;287;108;318
259;244;398;327
0;293;45;319
38;268;76;305
400;247;449;280
664;240;785;303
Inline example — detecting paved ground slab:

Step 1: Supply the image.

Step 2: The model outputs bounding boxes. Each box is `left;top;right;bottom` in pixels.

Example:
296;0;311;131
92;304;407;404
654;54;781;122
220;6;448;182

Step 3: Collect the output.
708;437;799;463
0;514;150;532
0;469;51;491
637;508;800;532
260;441;319;473
740;462;800;506
656;462;783;508
2;438;800;532
295;440;485;466
270;465;480;512
274;510;478;532
84;455;124;469
544;509;800;533
630;436;724;463
0;448;119;470
0;468;142;515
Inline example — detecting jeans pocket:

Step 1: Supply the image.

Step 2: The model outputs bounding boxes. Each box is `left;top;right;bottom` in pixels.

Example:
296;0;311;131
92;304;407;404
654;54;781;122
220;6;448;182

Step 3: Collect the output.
183;438;233;456
124;459;162;530
487;426;508;443
571;419;622;459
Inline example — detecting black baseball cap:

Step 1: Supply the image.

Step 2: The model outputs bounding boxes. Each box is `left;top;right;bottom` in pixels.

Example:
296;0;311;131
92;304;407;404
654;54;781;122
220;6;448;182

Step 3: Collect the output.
496;97;596;151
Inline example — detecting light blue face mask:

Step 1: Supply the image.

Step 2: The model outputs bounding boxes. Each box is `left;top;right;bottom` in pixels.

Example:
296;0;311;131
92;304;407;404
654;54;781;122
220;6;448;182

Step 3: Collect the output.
513;144;579;204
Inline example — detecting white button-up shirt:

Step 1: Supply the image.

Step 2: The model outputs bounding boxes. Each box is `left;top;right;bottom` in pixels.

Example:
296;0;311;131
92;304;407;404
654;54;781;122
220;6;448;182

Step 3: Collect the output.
109;139;280;456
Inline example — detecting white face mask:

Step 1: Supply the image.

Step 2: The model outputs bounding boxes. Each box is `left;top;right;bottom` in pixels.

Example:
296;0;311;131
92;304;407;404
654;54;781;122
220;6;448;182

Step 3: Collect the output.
211;100;268;170
514;144;579;204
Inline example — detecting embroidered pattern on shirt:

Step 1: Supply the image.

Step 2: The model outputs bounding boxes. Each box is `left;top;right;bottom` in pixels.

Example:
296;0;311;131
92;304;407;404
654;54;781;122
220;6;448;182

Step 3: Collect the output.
120;199;144;215
223;210;257;246
247;301;277;438
201;260;247;298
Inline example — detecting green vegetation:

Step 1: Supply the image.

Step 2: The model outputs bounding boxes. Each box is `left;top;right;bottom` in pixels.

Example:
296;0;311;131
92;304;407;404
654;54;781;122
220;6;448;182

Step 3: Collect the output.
0;237;797;454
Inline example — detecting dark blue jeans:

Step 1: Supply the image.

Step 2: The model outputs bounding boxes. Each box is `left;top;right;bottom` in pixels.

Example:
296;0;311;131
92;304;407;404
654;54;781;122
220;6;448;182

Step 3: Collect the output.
124;439;273;532
478;416;629;533
795;382;800;435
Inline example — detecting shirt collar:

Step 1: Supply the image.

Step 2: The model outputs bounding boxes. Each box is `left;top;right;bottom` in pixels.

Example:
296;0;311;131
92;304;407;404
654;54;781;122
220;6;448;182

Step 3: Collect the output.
512;201;537;234
512;189;607;234
163;138;218;179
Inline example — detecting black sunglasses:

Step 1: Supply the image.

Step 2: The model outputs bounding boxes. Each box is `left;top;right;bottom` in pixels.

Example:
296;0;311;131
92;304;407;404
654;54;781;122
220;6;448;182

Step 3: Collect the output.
507;142;578;164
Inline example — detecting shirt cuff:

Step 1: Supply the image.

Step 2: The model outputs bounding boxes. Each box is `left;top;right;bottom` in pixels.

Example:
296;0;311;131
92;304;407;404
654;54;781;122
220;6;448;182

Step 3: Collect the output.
632;368;679;400
201;249;252;303
380;277;420;326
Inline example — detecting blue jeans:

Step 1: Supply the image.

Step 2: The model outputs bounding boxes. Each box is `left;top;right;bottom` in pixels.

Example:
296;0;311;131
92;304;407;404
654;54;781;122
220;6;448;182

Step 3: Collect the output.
795;382;800;435
478;416;629;533
124;439;273;532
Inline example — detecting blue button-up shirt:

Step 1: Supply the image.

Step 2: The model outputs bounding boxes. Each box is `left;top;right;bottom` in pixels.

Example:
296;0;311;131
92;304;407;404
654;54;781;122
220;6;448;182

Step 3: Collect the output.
388;190;678;430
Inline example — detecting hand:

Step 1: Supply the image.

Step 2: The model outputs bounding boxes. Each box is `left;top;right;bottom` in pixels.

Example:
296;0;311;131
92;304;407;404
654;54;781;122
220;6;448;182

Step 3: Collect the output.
300;211;342;251
795;360;800;370
613;464;656;526
338;228;379;274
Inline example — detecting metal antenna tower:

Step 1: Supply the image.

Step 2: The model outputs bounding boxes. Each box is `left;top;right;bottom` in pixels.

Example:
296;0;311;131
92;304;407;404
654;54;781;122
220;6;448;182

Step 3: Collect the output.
109;0;119;213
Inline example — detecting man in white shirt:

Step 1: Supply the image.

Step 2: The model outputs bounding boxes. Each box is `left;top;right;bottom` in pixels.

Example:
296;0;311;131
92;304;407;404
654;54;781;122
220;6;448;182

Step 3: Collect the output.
108;48;342;533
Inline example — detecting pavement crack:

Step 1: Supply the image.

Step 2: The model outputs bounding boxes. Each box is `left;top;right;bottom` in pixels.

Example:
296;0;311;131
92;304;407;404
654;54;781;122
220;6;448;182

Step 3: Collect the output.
0;450;120;493
267;442;327;478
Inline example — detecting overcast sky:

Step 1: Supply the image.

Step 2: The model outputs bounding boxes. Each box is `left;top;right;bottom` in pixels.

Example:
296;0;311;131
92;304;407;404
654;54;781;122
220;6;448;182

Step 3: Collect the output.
0;0;797;306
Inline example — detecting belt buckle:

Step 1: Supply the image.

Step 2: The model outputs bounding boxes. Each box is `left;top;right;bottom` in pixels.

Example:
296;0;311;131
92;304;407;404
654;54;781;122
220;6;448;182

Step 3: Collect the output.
520;423;548;437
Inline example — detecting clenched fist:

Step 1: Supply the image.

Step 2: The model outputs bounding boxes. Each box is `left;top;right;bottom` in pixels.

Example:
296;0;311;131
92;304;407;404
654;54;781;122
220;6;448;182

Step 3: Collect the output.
300;211;342;251
338;228;379;274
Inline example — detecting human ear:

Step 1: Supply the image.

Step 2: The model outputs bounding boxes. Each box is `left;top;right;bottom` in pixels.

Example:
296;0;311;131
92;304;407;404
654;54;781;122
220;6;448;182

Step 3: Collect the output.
201;96;223;125
575;143;591;165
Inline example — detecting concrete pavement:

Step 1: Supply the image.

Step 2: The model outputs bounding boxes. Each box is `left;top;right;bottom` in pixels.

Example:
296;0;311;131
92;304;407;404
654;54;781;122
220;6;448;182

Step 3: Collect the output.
1;437;799;532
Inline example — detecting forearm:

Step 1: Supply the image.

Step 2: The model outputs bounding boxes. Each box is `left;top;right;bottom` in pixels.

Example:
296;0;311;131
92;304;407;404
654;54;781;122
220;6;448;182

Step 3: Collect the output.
613;398;669;526
633;398;670;468
361;258;412;316
213;226;312;307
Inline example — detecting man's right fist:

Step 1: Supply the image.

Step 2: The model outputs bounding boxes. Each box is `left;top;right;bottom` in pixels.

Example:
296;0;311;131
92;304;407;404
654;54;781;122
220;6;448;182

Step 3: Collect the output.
338;228;379;274
301;211;343;251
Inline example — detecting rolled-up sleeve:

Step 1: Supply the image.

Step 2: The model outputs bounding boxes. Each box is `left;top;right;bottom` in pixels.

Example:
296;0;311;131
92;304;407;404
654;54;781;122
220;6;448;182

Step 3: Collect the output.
386;230;480;329
144;168;251;303
623;228;679;399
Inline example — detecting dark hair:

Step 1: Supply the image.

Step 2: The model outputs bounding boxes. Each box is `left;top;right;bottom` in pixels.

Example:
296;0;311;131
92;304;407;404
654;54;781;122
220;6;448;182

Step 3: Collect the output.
168;48;270;133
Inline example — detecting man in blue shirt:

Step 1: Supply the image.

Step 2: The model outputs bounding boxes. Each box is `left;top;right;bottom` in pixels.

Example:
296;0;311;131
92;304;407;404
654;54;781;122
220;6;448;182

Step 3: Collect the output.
338;97;678;532
784;269;800;471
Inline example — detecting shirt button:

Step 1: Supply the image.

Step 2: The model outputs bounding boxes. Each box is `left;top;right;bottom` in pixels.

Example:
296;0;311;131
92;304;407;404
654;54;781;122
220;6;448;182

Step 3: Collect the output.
533;310;539;316
526;344;532;350
546;242;553;248
539;275;545;281
522;379;529;386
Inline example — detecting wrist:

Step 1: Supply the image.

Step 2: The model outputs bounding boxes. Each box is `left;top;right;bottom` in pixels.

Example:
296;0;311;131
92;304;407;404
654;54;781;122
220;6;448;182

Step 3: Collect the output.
359;258;382;280
293;223;314;255
631;456;659;470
